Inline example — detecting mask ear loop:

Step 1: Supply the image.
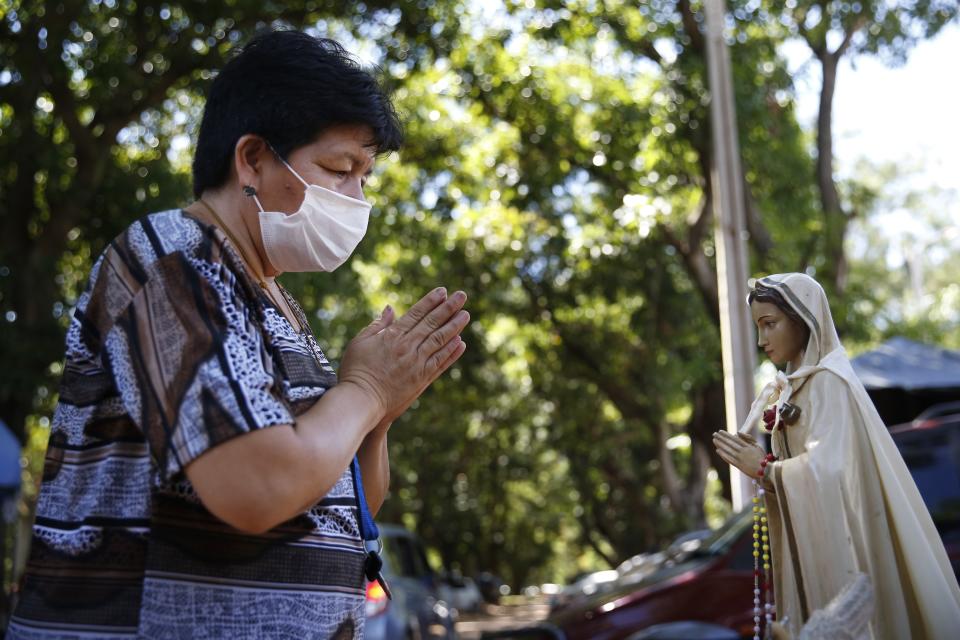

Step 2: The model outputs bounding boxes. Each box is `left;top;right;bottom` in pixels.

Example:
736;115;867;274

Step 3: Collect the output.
279;158;310;188
266;143;311;189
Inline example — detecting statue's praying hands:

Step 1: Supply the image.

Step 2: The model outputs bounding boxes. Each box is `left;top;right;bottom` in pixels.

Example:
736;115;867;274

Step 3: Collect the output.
712;430;767;480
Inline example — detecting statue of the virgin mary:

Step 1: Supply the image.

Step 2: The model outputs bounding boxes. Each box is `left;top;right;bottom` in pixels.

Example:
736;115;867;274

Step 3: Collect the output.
713;273;960;639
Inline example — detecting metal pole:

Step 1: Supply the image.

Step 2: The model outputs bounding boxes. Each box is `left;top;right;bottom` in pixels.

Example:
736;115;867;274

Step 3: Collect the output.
703;0;758;511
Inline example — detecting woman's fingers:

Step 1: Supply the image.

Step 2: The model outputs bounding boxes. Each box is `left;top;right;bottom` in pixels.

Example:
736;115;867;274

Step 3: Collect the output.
426;334;465;373
342;286;468;421
427;338;467;387
355;305;395;339
383;287;467;358
421;309;470;357
391;339;467;420
391;287;448;334
408;290;467;345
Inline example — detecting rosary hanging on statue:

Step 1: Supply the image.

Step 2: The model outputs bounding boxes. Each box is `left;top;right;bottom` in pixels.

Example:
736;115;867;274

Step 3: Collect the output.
752;453;777;640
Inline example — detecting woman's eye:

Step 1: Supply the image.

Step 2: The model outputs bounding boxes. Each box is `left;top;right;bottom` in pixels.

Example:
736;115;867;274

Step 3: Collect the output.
323;166;349;179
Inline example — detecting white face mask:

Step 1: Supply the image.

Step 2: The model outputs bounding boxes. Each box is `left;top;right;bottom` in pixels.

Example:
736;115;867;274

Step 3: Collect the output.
252;159;372;273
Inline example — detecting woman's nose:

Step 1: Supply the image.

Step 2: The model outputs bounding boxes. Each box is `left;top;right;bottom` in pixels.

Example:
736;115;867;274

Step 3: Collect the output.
341;179;366;202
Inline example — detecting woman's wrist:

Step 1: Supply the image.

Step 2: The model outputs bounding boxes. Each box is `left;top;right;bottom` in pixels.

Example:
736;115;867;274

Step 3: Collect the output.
332;379;388;430
368;419;392;440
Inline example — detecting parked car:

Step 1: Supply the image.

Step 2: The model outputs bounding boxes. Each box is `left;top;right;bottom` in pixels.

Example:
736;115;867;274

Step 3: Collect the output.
549;570;620;612
549;509;757;640
625;622;741;639
365;524;457;640
889;404;960;574
615;528;712;584
475;571;508;605
438;570;484;613
486;402;960;640
908;401;960;426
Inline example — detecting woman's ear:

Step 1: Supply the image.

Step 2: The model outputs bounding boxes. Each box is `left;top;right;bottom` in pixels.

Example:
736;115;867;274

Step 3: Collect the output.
234;135;271;193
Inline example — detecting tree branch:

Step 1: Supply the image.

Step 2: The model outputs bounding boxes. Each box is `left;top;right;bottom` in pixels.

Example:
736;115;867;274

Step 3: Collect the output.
656;422;684;510
793;4;812;42
605;14;663;65
743;182;773;256
579;508;618;567
555;324;656;422
688;190;713;248
660;196;721;326
832;16;868;60
678;0;705;53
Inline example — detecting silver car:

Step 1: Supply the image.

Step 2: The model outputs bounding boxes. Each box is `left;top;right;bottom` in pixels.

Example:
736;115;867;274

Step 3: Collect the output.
364;524;458;640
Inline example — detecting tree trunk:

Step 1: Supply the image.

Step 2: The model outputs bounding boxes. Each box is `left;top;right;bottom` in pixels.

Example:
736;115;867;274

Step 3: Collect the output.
688;440;711;526
2;168;73;446
816;52;849;295
688;381;730;504
656;422;685;513
579;510;619;568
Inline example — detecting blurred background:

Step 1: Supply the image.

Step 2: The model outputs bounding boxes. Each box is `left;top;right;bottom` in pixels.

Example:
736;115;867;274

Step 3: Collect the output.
1;1;959;638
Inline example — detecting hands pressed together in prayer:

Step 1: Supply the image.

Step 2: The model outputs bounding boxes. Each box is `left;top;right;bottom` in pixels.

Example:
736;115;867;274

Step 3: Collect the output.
340;286;469;425
712;430;767;481
181;286;469;534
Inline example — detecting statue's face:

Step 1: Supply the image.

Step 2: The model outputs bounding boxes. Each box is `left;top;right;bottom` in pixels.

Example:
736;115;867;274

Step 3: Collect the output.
751;301;808;368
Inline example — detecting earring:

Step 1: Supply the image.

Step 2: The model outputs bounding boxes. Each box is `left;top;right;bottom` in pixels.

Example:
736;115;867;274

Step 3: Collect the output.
242;185;257;197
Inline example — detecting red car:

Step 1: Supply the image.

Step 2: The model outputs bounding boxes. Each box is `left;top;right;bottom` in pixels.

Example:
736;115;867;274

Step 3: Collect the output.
485;404;960;640
546;510;756;640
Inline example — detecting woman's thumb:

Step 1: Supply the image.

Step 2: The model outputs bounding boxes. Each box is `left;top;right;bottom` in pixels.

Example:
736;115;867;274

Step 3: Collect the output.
358;305;394;338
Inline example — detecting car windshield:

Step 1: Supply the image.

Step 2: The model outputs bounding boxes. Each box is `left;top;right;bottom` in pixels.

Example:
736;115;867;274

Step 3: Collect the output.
895;419;960;542
684;509;752;559
381;532;432;579
601;510;750;595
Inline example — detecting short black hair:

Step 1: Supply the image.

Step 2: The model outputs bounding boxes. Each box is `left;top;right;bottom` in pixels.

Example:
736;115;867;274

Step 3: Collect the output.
192;29;403;197
748;284;811;344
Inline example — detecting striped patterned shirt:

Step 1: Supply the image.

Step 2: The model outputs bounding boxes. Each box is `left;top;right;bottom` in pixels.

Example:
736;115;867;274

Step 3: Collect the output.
10;210;366;639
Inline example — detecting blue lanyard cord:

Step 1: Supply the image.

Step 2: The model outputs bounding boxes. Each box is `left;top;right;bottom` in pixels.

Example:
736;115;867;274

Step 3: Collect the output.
352;456;392;599
350;456;379;542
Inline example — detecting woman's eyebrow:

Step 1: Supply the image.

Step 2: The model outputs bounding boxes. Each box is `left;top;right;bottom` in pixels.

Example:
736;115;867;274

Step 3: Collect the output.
317;147;362;160
333;149;376;173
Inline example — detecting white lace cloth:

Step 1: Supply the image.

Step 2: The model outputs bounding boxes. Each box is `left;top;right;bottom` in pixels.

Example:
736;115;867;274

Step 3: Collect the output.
797;573;874;640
